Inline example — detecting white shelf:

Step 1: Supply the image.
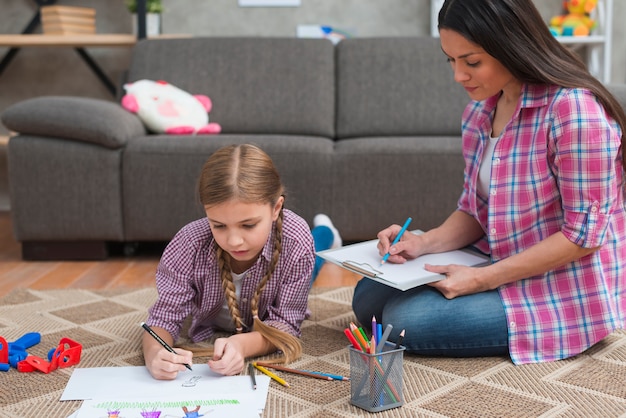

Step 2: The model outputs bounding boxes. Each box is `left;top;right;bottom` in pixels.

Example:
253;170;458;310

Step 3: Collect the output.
554;0;612;83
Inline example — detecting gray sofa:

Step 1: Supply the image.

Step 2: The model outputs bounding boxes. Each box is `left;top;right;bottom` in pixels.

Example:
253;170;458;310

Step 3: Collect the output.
1;37;474;259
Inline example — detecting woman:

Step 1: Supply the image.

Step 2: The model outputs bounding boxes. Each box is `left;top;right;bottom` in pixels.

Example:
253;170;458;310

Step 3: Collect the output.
352;0;625;364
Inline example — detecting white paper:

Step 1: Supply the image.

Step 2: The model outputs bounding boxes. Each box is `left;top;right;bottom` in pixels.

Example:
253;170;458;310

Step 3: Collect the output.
61;365;270;411
317;231;490;291
75;395;261;418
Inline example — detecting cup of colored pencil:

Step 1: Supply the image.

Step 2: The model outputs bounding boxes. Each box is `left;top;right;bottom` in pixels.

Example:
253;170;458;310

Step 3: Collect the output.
343;323;406;412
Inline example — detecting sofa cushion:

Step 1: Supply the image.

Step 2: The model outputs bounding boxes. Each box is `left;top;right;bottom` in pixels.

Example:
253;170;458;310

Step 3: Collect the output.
1;96;145;149
336;37;469;138
127;37;336;138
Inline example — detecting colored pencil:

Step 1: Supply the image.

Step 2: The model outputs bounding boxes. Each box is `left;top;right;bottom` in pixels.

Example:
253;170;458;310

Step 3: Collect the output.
252;362;290;387
376;323;393;353
380;217;412;265
371;315;378;348
395;329;406;349
254;362;333;381
301;369;350;381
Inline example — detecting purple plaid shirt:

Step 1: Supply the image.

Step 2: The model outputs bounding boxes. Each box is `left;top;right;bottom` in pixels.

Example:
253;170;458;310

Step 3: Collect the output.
459;83;625;364
146;209;315;343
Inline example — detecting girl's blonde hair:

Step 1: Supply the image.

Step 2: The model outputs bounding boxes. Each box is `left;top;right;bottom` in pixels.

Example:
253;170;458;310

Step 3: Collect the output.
193;144;302;364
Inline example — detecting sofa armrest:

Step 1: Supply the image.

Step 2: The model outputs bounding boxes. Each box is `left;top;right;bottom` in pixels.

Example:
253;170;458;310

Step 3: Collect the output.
1;96;146;149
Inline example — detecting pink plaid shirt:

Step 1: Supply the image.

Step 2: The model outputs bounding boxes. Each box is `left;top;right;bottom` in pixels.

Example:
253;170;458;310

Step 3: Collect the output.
146;209;315;343
459;83;625;364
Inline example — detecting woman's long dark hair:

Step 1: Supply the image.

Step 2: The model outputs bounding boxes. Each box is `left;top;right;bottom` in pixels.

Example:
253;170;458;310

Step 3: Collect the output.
439;0;626;170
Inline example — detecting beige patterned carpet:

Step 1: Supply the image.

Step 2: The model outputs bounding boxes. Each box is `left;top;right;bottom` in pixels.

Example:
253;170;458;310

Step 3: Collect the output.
1;286;626;418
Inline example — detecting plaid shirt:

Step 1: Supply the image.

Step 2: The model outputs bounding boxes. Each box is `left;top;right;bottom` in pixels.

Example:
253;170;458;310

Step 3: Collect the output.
459;83;626;364
146;209;315;343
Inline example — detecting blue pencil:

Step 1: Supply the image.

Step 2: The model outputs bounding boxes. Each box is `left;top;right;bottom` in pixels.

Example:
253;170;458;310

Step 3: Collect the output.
380;217;412;266
302;370;350;381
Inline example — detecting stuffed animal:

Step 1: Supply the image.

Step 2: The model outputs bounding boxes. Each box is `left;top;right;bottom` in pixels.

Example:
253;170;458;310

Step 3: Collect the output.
549;0;598;37
121;79;221;135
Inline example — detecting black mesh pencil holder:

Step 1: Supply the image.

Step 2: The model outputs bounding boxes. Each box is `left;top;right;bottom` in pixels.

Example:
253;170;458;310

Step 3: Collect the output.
348;342;405;412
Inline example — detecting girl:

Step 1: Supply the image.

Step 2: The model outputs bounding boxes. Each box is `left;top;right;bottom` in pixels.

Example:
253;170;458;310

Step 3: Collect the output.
143;144;340;379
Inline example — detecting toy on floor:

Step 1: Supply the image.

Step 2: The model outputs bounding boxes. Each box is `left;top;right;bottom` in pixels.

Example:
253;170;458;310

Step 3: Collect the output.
0;332;83;373
0;332;41;371
549;0;598;37
121;79;222;135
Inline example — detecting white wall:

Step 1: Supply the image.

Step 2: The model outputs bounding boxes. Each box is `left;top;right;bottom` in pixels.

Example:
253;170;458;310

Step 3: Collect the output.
1;0;624;135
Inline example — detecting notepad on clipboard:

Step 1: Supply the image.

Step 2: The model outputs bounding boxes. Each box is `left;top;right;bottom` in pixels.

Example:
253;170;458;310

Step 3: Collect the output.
316;230;490;291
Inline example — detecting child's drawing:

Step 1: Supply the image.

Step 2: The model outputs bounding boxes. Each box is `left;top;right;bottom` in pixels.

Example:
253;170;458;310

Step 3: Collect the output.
181;376;202;387
140;410;162;418
182;405;205;417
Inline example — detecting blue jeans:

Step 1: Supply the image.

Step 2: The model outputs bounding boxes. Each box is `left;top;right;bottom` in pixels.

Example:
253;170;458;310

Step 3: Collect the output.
352;278;509;357
311;225;333;286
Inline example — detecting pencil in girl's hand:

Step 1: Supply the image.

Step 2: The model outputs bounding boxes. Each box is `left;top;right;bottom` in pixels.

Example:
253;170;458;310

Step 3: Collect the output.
394;329;406;349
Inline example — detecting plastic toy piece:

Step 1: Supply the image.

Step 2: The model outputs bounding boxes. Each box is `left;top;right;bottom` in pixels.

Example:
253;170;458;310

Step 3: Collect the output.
1;332;42;370
8;332;41;367
0;336;8;370
19;337;82;374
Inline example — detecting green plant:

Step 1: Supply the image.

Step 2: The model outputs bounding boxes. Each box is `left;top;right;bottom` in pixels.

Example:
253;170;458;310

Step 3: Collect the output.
126;0;163;14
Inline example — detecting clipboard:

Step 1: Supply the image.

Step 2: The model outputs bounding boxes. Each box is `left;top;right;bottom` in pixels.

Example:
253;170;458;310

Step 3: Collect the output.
316;230;490;291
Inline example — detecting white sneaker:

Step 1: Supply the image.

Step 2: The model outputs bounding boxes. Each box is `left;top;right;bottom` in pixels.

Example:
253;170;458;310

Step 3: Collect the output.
313;214;342;249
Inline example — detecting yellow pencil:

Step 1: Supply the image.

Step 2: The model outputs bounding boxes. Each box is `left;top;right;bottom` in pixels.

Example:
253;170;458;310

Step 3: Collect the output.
252;362;290;387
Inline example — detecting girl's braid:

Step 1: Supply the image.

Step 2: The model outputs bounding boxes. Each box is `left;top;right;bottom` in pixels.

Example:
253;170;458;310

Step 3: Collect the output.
216;246;245;333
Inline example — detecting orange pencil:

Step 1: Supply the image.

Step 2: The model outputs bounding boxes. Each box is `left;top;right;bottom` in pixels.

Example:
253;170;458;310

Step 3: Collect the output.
353;328;369;351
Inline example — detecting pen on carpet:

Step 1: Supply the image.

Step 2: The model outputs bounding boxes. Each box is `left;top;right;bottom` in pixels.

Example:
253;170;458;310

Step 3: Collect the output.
253;362;290;387
140;322;192;371
248;363;257;390
380;217;412;266
254;362;333;381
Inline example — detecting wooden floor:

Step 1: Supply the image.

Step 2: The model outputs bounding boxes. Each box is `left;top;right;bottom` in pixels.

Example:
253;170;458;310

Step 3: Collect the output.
0;211;360;297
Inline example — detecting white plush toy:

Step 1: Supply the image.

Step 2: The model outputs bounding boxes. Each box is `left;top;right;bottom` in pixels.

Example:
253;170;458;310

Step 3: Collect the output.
121;79;221;135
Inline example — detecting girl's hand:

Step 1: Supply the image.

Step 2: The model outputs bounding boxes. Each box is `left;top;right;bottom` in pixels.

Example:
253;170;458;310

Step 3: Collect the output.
208;337;245;376
144;346;193;380
425;264;490;299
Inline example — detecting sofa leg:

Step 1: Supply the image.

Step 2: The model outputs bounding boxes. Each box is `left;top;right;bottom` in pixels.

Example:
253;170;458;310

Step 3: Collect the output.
22;241;108;261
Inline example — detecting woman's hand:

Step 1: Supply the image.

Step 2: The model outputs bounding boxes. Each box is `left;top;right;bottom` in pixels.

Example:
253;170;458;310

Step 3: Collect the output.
377;224;425;264
425;264;490;299
208;336;246;376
